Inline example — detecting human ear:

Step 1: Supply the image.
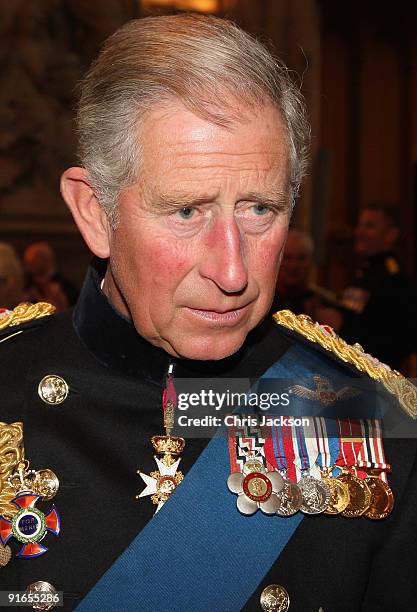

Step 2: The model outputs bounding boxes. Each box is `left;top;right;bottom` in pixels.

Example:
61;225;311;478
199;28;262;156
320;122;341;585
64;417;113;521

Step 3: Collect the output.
60;167;111;258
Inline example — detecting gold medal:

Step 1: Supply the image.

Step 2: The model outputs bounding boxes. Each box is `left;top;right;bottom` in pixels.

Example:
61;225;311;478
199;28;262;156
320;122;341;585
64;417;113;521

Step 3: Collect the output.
355;419;394;521
322;476;350;515
364;476;394;520
338;471;371;517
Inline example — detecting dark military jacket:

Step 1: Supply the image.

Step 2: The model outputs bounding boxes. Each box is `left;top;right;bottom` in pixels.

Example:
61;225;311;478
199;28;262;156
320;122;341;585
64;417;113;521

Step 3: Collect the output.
340;252;417;369
1;259;417;611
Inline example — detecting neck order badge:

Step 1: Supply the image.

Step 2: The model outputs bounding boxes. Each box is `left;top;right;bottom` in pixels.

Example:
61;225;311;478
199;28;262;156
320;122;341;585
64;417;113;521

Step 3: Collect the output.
136;365;186;513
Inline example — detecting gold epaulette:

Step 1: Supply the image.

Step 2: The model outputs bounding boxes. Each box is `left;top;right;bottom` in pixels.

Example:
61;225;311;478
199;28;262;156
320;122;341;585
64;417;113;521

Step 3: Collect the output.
0;302;55;332
273;309;417;419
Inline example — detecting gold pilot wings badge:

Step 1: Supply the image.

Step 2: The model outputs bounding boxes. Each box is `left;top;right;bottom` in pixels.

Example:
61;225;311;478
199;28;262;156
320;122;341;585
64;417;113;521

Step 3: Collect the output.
289;375;360;406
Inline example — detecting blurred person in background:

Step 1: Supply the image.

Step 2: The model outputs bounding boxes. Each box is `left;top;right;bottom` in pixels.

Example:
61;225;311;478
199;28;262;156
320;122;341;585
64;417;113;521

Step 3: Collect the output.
0;242;25;309
271;228;337;318
318;204;417;370
23;241;79;311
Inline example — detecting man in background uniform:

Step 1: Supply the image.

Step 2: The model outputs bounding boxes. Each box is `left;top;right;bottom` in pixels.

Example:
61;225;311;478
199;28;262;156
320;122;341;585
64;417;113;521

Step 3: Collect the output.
323;204;417;370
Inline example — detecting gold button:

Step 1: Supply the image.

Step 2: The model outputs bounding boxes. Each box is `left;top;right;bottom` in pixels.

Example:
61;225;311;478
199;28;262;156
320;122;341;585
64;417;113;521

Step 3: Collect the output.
0;543;11;567
38;375;69;405
26;581;58;611
260;584;290;612
34;469;60;500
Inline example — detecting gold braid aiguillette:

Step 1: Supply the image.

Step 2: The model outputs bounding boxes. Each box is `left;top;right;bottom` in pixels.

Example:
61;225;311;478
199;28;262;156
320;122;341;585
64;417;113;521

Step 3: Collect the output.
0;422;24;519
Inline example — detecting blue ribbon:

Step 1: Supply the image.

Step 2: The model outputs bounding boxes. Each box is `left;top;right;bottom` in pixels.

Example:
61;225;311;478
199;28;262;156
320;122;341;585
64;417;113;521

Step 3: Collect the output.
76;433;303;612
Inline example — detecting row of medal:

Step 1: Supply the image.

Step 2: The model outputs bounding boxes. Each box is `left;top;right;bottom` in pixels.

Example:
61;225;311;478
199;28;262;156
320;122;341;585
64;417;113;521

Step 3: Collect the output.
227;416;394;520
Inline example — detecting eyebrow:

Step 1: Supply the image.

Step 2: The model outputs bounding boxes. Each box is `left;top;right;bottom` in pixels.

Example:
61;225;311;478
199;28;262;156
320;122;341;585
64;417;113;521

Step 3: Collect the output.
154;189;290;211
154;192;219;211
243;190;290;211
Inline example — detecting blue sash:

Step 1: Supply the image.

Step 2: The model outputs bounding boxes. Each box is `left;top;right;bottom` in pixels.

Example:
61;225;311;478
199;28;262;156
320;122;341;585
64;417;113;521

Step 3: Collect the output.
75;343;356;611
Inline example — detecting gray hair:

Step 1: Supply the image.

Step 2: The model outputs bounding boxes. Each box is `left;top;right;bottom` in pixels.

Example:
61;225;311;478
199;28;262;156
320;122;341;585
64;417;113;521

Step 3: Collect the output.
77;13;310;227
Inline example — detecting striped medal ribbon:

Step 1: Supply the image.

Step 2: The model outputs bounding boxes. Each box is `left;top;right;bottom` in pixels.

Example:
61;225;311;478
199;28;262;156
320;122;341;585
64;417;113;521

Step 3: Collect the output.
357;419;391;480
227;422;285;516
228;421;268;473
266;421;303;516
335;419;372;517
293;421;331;515
335;418;366;476
314;418;350;515
357;419;394;520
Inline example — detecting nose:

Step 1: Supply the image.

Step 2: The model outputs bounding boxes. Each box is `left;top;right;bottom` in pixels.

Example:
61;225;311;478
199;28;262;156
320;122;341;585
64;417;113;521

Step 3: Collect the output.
199;218;248;294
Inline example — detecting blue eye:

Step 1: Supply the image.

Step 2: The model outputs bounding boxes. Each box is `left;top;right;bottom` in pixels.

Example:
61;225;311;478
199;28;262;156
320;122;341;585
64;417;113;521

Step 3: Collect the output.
177;207;195;219
253;204;268;216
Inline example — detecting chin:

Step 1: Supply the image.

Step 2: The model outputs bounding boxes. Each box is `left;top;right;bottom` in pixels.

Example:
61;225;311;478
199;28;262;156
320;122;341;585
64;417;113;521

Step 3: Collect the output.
174;330;249;361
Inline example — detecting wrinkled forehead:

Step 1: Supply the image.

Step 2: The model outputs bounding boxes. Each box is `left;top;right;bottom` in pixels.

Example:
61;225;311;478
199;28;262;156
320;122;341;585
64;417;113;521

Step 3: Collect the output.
136;99;290;193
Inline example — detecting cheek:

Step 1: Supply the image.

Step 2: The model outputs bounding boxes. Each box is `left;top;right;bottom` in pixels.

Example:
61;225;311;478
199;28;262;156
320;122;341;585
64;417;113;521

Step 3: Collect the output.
138;236;193;291
248;232;286;277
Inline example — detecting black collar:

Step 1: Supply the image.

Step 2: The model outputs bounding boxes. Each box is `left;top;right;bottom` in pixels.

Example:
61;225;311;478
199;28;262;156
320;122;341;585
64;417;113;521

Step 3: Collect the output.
73;258;291;384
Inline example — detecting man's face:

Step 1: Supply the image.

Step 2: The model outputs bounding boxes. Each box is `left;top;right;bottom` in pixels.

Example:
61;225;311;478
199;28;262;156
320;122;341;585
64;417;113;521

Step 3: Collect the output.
354;209;397;256
104;101;291;360
278;234;311;291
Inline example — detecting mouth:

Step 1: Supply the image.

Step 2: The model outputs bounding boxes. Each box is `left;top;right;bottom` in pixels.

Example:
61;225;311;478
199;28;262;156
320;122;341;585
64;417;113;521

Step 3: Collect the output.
185;304;251;325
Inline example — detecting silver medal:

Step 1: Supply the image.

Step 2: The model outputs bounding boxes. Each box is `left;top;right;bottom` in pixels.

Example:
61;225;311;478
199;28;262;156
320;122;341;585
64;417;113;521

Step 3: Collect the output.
276;481;303;516
298;474;331;514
